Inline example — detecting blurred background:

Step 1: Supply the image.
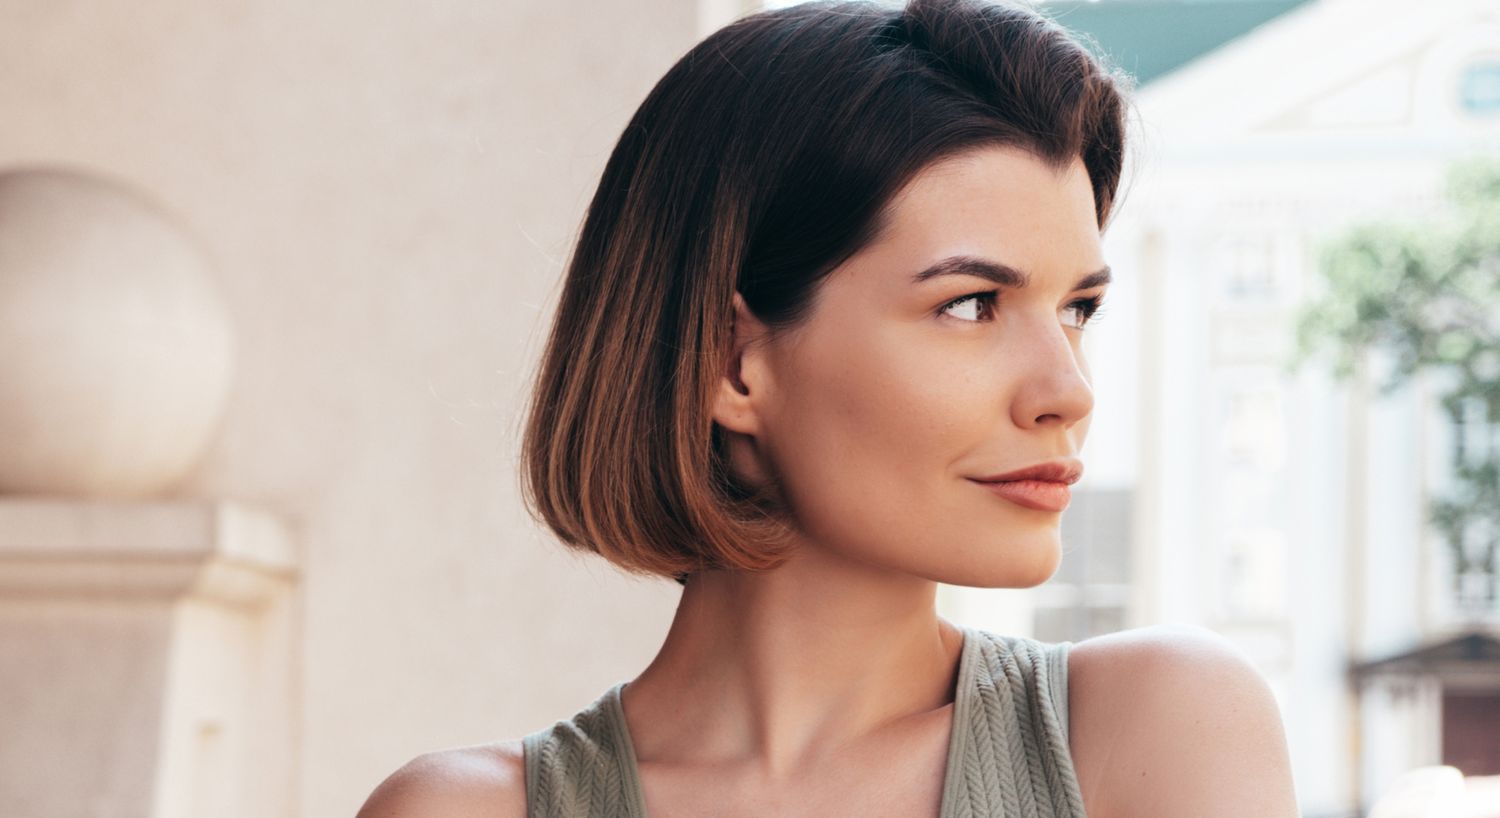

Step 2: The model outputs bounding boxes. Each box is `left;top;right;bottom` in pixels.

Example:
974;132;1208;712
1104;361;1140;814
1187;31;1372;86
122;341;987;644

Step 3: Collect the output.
0;0;1496;816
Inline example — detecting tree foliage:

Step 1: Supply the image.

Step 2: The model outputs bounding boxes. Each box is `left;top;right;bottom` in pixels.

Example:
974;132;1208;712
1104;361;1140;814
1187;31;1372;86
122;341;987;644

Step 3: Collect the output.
1290;154;1500;610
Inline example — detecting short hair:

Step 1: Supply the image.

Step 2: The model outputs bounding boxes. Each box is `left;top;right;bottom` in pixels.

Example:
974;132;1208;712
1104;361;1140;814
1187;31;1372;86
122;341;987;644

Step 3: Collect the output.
519;0;1135;585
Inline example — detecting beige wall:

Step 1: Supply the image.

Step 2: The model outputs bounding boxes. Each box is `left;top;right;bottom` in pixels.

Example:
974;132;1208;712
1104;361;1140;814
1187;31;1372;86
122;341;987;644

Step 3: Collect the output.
0;2;702;815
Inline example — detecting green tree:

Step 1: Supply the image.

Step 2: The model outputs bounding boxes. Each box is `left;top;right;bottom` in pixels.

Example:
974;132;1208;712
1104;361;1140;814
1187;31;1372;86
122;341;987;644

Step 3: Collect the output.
1289;153;1500;615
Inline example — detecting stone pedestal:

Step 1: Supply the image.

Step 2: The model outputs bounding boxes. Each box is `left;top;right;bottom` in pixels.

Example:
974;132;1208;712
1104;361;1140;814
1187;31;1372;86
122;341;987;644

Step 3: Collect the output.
0;498;298;818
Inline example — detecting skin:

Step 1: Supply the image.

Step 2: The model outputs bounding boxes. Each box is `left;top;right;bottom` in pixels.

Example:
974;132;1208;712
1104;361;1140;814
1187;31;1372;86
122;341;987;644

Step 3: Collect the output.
356;145;1300;817
592;145;1105;813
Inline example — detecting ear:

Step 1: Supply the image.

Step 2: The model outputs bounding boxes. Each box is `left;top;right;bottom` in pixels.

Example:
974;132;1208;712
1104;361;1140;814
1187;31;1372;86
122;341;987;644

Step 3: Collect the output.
711;291;773;437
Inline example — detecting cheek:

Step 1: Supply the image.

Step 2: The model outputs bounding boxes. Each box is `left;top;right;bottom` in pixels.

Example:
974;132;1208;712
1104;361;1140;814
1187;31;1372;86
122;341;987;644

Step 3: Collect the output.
763;323;1001;561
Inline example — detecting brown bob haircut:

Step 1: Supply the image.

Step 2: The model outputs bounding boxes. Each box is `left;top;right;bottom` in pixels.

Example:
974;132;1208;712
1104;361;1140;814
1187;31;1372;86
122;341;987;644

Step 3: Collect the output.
520;0;1135;586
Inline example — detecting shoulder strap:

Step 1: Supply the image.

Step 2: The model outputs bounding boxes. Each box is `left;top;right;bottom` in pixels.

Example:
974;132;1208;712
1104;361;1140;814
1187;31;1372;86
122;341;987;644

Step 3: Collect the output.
522;684;641;818
944;629;1087;818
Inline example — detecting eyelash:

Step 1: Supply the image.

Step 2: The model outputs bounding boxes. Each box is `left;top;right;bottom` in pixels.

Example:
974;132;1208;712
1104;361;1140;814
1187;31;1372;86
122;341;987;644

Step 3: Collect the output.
939;290;1109;329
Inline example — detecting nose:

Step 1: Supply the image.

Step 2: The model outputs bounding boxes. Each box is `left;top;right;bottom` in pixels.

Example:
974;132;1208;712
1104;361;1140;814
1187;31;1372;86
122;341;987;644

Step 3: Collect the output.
1009;319;1094;430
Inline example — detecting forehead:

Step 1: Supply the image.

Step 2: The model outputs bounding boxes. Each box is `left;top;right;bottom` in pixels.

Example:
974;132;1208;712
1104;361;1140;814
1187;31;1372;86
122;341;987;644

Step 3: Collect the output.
860;146;1101;282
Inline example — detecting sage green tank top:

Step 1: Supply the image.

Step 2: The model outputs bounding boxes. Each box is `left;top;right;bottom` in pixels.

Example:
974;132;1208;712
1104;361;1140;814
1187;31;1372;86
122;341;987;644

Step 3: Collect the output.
522;624;1086;817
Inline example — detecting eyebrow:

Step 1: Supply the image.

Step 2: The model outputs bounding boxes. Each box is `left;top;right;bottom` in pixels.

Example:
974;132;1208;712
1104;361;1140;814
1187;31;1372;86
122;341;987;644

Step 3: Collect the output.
911;255;1113;291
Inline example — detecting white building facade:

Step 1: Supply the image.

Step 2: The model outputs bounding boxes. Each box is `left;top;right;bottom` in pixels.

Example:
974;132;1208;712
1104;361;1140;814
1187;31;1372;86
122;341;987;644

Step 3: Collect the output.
1110;0;1499;813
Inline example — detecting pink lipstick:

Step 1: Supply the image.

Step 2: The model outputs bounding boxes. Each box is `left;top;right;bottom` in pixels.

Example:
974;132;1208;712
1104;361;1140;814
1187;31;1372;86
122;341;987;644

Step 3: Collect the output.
971;478;1072;512
968;457;1081;512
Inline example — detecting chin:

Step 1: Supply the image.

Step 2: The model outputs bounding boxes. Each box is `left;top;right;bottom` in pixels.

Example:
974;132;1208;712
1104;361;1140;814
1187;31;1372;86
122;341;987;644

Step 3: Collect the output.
947;538;1062;589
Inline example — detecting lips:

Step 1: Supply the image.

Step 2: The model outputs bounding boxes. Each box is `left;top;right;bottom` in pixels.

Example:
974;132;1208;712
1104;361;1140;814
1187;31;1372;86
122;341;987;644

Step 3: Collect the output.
970;478;1072;512
968;457;1082;512
971;458;1083;485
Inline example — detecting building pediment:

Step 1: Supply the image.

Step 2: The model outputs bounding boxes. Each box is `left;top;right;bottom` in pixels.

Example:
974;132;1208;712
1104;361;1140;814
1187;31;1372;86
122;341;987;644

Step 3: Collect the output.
1352;629;1500;680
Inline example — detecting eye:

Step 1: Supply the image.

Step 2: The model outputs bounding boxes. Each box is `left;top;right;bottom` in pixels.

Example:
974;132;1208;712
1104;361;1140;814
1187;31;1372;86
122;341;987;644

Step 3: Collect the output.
1062;293;1108;330
939;290;998;323
941;291;1110;329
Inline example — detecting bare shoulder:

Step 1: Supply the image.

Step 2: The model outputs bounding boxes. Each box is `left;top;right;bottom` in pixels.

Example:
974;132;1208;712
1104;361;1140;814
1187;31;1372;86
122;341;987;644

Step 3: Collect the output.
1066;624;1299;818
355;738;527;818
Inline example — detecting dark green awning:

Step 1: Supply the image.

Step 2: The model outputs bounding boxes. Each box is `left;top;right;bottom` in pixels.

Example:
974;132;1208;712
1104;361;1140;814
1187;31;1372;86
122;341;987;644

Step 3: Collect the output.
1039;0;1314;87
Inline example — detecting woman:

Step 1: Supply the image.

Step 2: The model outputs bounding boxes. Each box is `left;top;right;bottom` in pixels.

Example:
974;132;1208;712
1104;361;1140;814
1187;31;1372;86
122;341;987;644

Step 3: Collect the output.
359;0;1299;815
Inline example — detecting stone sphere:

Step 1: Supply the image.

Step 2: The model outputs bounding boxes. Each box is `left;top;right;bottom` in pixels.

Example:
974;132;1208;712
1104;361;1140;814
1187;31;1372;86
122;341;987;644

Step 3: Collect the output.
0;167;235;497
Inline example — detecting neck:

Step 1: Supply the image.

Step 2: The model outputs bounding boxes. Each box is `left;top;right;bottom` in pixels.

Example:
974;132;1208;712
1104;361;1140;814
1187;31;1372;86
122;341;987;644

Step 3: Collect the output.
620;544;965;782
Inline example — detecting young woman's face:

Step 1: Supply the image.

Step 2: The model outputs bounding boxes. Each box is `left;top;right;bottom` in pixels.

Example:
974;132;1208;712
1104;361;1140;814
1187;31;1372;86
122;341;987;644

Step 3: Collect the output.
731;145;1109;588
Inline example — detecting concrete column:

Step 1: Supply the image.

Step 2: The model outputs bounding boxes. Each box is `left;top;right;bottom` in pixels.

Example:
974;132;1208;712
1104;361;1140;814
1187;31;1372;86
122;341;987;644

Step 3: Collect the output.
0;499;298;818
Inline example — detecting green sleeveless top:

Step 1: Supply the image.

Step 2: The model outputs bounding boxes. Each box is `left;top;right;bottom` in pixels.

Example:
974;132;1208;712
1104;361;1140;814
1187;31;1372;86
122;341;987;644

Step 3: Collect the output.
522;624;1086;817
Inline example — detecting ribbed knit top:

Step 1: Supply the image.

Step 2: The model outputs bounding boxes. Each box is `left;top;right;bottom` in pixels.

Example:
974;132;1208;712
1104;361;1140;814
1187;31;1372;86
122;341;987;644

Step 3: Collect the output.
522;623;1086;817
